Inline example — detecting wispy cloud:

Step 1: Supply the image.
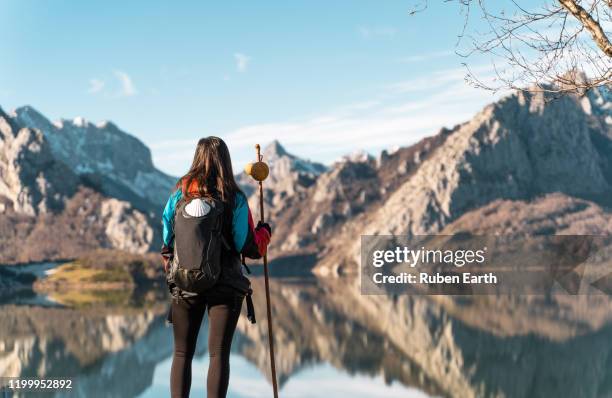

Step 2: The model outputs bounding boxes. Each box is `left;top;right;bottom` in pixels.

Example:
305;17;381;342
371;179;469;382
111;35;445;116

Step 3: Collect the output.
151;64;503;175
224;69;503;165
87;78;105;94
399;50;454;63
358;26;397;39
387;63;500;94
113;70;137;97
234;53;251;72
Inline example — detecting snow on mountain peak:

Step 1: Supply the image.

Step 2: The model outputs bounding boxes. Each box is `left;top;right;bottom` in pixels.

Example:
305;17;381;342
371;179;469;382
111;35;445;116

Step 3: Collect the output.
338;149;374;164
6;104;176;207
72;116;87;127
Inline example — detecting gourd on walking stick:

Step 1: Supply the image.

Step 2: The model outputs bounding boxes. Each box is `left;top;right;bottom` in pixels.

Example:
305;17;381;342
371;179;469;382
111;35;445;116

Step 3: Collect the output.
244;144;279;398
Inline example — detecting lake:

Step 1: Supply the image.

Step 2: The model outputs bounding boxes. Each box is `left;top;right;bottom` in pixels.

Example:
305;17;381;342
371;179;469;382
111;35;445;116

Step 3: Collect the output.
1;261;612;397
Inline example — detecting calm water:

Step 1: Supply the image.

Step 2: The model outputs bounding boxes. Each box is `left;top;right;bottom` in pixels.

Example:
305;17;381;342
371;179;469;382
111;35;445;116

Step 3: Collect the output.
2;261;612;397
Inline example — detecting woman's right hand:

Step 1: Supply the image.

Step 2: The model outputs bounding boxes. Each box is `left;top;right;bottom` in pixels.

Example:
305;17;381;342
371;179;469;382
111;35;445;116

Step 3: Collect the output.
256;221;272;237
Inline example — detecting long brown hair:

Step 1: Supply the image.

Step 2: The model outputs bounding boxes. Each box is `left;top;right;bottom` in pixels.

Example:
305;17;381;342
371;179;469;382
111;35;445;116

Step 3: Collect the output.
178;136;241;204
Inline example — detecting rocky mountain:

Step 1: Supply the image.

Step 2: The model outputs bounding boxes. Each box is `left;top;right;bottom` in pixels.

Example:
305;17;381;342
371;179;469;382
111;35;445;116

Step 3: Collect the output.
2;81;612;397
246;127;455;254
237;140;331;251
237;139;327;199
2;80;610;267
0;105;175;263
317;84;612;272
244;84;612;275
0;108;78;216
12;106;175;210
363;87;612;236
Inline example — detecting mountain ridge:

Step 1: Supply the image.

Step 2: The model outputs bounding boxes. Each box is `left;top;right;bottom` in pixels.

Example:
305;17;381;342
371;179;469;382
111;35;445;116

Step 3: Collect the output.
314;85;612;273
0;105;173;262
12;105;176;209
1;82;610;265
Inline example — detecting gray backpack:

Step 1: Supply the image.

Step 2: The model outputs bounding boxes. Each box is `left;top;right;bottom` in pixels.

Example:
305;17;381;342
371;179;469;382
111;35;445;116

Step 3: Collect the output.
168;197;228;293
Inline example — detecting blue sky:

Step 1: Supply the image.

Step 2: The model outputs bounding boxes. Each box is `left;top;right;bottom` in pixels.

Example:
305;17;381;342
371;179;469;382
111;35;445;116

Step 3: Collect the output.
0;0;500;176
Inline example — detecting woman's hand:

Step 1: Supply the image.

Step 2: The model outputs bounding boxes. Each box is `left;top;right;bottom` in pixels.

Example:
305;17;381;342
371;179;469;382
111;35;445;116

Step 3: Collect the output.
256;221;272;237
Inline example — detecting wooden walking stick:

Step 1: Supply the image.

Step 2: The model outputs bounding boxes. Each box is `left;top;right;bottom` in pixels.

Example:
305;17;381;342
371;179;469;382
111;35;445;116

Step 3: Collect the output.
244;144;279;398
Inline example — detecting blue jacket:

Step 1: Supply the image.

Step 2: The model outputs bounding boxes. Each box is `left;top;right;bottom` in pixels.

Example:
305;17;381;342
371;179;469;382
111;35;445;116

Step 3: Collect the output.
161;190;270;259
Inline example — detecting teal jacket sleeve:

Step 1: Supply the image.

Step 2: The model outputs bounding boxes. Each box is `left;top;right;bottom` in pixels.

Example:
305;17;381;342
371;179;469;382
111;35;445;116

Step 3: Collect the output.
232;192;270;258
232;192;249;252
161;189;182;256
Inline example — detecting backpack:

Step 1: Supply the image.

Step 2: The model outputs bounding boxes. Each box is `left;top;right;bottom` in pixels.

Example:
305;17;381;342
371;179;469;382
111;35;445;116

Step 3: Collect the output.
168;196;228;294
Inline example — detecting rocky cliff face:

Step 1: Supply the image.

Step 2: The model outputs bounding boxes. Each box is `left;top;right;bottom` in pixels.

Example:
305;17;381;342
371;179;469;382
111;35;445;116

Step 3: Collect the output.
248;127;455;255
0;106;170;262
363;88;612;237
249;85;612;273
237;139;327;202
0;188;155;263
2;81;610;266
0;108;78;216
12;106;175;209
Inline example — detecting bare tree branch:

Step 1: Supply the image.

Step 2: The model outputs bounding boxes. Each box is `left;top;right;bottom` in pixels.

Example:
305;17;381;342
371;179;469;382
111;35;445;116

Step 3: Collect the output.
409;0;612;94
558;0;612;56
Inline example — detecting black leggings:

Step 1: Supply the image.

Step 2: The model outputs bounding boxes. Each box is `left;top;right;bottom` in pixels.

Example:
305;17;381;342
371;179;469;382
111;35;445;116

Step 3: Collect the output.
170;294;242;398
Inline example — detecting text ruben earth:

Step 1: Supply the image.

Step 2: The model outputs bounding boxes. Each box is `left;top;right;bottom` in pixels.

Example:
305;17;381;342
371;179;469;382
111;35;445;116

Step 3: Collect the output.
370;246;498;285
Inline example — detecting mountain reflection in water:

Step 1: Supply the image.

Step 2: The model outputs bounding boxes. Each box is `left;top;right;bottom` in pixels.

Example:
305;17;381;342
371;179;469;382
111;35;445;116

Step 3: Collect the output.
2;262;612;397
